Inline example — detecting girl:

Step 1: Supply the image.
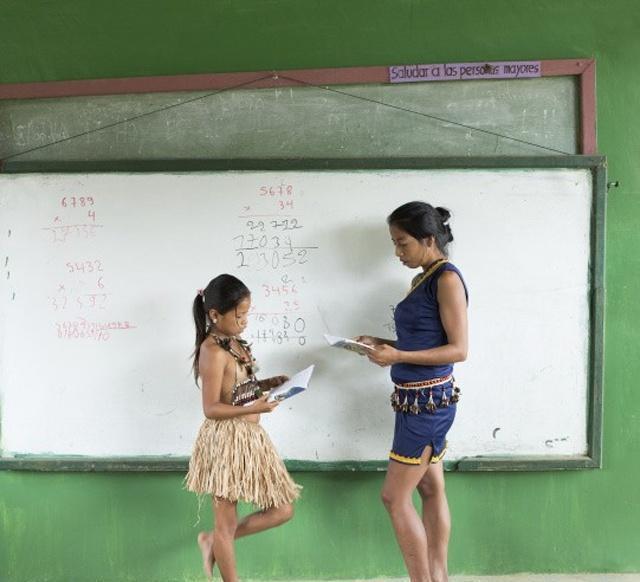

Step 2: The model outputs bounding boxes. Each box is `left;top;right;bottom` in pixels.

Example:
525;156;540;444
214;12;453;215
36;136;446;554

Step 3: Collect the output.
357;202;468;582
185;274;300;581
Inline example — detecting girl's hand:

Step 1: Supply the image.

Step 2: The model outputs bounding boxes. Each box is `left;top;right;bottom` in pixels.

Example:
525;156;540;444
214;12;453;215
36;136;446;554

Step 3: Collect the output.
367;344;401;367
258;375;289;390
355;335;382;347
249;394;280;414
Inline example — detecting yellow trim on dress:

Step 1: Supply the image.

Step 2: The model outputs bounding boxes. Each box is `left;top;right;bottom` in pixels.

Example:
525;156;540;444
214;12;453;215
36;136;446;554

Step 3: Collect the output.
389;451;422;465
389;441;448;466
429;442;448;464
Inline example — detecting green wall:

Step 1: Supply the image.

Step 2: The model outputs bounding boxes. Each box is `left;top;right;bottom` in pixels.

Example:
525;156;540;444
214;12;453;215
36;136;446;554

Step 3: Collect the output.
2;1;640;579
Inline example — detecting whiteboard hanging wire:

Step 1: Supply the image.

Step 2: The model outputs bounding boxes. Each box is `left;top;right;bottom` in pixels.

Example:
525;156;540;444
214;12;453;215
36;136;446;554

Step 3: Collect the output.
1;71;573;163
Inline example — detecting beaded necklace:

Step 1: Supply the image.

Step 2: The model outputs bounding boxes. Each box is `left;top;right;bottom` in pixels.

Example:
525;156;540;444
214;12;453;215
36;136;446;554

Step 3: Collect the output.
208;333;261;406
406;258;448;296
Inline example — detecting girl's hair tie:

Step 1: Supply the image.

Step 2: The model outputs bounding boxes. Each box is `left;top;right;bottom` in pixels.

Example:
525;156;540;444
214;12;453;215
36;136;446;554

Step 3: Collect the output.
197;288;205;298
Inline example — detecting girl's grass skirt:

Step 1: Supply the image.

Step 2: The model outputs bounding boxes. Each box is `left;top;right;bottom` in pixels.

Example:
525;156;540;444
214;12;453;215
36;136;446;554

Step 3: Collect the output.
185;418;301;510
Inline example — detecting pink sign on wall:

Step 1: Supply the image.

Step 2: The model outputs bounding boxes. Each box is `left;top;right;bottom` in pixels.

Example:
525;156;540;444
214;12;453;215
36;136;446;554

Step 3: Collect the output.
389;61;541;83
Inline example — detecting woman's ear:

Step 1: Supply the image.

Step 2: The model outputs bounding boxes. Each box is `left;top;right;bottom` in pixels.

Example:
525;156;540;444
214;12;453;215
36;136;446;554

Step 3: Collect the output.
422;235;435;248
208;309;219;324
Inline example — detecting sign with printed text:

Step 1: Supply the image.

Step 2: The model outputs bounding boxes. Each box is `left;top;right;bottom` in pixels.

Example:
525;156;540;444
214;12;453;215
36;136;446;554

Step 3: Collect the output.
389;61;542;83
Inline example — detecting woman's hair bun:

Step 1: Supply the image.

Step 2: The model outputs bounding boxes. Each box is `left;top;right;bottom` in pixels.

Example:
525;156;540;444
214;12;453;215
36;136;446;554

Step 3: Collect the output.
443;223;453;243
435;206;451;224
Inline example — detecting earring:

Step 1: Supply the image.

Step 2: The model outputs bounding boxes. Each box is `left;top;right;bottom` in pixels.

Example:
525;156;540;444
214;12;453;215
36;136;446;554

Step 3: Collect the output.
212;318;218;324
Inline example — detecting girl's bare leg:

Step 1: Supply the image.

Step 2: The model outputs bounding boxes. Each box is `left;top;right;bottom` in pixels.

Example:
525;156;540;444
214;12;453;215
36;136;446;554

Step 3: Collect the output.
211;499;239;582
235;503;294;538
197;530;215;578
417;460;451;582
199;503;294;577
381;446;433;582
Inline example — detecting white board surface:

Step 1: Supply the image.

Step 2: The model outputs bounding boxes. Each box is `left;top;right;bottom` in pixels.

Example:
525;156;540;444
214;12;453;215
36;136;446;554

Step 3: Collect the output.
0;169;592;461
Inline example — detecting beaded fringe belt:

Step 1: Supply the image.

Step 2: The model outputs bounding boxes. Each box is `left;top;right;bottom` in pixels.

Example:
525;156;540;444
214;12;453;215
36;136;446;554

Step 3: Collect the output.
391;374;461;414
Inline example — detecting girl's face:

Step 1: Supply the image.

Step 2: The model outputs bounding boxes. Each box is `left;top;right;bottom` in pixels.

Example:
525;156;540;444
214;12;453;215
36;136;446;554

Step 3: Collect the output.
389;224;430;269
210;295;251;336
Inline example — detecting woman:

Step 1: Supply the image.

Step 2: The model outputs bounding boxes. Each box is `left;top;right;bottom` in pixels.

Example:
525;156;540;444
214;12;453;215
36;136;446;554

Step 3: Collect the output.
357;201;468;582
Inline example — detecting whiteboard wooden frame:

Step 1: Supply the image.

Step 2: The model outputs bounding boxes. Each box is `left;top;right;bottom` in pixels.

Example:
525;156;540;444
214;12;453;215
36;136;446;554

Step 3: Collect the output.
0;59;596;157
0;155;606;472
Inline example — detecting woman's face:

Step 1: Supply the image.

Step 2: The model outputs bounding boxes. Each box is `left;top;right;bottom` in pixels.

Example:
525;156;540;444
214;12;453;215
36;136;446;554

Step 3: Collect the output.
211;295;251;336
389;224;429;269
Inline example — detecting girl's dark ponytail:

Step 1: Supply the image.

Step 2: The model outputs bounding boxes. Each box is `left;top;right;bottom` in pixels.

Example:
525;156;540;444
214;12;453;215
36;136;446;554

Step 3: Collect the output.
192;293;208;382
191;275;251;383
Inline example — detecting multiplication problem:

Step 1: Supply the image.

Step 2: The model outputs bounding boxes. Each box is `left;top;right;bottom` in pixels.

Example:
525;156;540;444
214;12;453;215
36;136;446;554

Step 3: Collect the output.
43;194;100;243
258;183;296;211
249;313;307;346
47;258;109;312
60;195;97;224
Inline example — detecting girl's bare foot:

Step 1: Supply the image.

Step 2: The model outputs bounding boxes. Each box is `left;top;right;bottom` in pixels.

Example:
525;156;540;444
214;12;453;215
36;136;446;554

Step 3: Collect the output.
197;531;215;578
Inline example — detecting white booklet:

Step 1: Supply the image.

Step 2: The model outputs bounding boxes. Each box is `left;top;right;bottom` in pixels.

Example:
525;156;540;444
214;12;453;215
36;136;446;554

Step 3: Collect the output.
267;364;315;403
323;334;375;356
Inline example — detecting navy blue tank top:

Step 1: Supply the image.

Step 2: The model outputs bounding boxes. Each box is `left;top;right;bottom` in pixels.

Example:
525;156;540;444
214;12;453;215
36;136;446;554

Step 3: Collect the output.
391;261;468;384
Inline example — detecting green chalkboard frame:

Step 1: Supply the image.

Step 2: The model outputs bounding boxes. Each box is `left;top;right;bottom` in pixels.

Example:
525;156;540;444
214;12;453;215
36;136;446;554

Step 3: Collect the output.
0;155;606;472
0;59;597;157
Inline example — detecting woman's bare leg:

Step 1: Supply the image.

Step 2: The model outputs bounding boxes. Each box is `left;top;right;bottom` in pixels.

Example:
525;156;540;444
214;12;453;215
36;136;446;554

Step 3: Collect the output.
381;446;433;582
417;460;451;582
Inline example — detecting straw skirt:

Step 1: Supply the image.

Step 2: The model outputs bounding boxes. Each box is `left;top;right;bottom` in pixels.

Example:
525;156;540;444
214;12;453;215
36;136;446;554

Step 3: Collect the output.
185;418;301;510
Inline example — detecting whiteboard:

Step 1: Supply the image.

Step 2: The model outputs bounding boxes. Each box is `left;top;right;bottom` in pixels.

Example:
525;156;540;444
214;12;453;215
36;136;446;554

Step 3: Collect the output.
0;168;593;463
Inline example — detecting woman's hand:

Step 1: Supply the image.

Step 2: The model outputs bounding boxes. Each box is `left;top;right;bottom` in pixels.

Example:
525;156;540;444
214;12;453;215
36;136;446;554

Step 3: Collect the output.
355;335;383;347
258;375;289;391
367;344;401;367
249;394;280;413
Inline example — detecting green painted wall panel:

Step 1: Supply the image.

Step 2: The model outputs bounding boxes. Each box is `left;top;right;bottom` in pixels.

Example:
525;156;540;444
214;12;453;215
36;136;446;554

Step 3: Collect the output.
2;471;640;580
2;0;640;579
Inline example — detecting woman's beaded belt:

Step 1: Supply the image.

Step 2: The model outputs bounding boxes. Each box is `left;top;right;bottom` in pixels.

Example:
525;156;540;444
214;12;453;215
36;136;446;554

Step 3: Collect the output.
394;374;453;390
391;374;460;414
